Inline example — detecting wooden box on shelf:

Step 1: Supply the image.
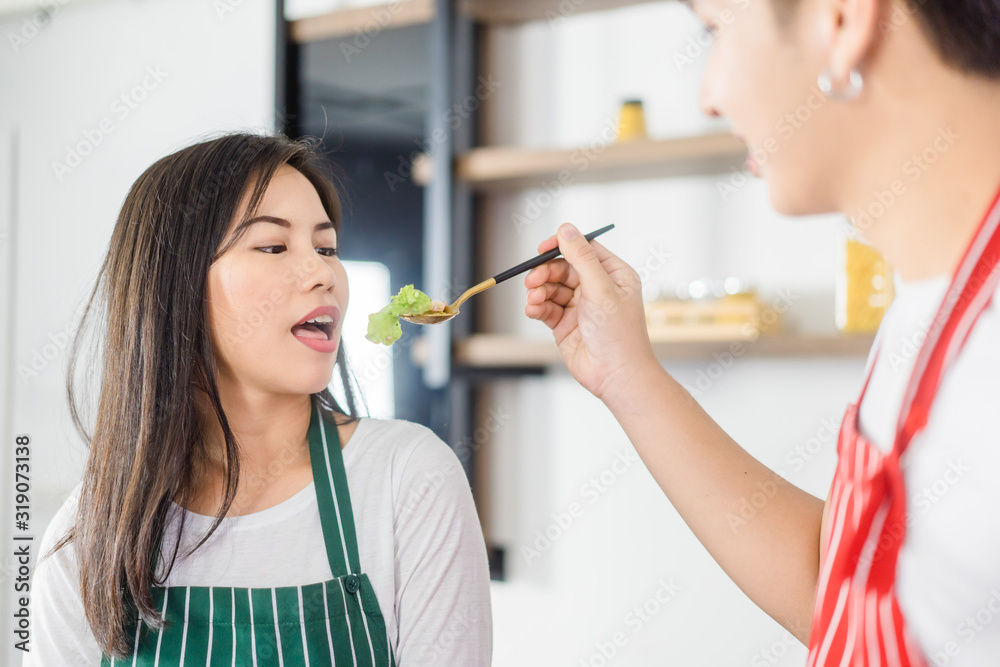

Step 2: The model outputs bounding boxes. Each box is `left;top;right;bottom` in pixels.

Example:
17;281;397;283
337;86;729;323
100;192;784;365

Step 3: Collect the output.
644;292;780;343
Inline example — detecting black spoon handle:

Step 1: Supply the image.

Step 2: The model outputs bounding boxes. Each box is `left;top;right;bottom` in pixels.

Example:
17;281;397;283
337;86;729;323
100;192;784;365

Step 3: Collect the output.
492;224;616;286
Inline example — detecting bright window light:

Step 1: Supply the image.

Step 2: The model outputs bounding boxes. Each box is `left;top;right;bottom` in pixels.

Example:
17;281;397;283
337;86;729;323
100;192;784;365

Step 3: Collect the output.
332;260;395;419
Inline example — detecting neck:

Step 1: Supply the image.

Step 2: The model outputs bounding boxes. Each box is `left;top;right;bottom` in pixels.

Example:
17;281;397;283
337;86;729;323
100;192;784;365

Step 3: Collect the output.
195;382;313;479
839;38;1000;281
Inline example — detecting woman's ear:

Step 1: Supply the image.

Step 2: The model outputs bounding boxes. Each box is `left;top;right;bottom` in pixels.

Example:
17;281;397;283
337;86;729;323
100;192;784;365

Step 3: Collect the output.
824;0;884;84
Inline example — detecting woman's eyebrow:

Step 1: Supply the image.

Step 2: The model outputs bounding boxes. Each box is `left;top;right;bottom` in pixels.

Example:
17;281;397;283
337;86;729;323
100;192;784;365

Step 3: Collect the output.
246;215;334;232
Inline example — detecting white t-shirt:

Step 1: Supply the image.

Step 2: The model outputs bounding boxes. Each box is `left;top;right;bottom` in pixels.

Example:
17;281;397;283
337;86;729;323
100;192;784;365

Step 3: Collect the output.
857;271;1000;664
23;417;493;666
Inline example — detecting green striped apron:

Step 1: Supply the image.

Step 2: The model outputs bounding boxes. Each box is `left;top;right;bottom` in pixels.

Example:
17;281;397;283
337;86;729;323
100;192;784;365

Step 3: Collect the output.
101;396;397;666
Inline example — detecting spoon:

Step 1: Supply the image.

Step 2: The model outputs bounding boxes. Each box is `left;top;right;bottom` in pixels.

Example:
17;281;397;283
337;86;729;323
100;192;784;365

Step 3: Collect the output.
400;224;616;325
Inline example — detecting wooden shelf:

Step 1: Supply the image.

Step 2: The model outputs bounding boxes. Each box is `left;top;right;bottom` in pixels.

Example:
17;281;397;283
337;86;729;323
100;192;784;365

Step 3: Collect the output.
413;132;746;190
412;332;877;369
290;0;673;40
290;0;435;43
459;0;666;24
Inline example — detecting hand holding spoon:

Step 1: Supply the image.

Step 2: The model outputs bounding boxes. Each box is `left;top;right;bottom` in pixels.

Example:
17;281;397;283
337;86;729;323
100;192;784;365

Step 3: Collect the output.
400;224;615;325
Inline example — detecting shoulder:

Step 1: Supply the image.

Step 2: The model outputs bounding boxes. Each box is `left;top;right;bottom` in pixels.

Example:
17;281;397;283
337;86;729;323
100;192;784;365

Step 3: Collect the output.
32;481;85;597
972;277;1000;349
350;417;452;466
25;482;104;665
350;418;472;510
37;481;84;565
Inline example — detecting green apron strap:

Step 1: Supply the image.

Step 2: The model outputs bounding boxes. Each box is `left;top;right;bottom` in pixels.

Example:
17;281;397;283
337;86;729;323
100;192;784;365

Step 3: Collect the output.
308;394;362;577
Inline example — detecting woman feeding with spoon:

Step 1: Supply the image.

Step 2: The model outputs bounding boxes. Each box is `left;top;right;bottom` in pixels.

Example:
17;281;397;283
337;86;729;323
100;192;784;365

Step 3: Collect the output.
526;0;1000;664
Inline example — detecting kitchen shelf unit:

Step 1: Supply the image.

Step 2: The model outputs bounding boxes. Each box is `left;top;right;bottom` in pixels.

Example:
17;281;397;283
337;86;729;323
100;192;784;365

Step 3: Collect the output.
413;332;877;369
412;131;748;189
282;0;875;581
288;0;667;38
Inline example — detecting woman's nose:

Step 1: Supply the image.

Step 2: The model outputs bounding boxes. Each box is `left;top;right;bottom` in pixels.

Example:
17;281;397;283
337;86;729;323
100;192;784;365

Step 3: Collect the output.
296;251;337;292
698;78;723;119
697;54;725;120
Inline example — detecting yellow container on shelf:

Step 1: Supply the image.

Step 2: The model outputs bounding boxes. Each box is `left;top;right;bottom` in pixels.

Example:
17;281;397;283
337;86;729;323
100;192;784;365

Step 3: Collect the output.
836;226;895;333
616;99;647;142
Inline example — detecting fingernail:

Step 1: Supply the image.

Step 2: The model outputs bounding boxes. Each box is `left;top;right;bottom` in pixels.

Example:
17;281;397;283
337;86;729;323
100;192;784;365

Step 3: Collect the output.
560;223;580;240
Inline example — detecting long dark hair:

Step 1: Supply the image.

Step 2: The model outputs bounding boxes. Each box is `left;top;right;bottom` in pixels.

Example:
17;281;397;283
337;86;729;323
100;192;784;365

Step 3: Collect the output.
48;132;364;658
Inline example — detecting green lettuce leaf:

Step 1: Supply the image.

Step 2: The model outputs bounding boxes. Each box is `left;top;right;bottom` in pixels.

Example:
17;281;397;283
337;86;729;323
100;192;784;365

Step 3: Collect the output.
365;285;433;346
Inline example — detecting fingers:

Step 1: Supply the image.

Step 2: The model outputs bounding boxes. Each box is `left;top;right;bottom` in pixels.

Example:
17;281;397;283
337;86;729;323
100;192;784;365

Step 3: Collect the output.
536;235;559;254
524;258;577;290
555;223;616;295
526;282;575;308
524;300;566;330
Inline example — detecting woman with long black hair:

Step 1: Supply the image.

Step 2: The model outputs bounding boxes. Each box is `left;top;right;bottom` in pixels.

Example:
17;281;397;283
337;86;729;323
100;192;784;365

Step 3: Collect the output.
526;0;1000;664
26;133;492;665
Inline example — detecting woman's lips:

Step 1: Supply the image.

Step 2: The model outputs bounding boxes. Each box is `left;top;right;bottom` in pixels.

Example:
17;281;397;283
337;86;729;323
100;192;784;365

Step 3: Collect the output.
291;322;330;340
291;323;338;353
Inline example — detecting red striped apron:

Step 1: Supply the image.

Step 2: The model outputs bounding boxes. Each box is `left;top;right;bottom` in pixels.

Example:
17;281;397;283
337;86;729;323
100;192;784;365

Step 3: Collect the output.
807;183;1000;667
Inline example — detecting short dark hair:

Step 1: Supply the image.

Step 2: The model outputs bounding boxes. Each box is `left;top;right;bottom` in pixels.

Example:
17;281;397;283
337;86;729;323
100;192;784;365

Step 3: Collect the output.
774;0;1000;79
910;0;1000;78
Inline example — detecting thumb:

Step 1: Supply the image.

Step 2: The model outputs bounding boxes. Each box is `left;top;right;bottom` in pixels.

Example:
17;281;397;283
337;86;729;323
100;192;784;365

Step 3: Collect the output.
557;223;614;292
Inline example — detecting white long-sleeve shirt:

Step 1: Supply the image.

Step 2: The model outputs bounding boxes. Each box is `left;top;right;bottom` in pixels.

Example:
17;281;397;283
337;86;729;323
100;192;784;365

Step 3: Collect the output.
23;417;493;666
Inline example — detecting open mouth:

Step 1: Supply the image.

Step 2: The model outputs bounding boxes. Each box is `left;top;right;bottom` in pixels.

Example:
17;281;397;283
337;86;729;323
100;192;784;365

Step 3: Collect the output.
291;321;335;341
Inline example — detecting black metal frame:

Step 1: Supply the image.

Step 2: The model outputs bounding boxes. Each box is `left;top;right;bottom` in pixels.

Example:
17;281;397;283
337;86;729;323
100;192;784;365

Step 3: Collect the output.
278;0;507;579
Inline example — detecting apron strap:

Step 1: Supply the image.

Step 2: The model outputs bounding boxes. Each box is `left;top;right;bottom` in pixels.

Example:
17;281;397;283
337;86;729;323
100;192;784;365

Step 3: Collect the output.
308;394;363;578
894;187;1000;452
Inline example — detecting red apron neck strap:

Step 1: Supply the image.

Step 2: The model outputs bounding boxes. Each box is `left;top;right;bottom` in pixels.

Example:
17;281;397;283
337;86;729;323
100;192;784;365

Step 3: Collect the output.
894;182;1000;452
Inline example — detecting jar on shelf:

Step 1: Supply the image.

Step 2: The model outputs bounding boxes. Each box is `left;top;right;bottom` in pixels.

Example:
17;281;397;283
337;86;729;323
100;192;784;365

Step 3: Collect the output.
836;222;895;333
616;99;648;142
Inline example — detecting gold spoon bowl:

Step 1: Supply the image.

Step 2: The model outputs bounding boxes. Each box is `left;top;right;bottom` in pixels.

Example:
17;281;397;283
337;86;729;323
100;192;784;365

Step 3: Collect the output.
399;278;495;325
398;224;615;326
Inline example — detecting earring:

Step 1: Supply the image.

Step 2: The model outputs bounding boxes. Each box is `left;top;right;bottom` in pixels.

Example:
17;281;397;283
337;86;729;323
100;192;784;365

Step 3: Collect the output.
817;67;864;102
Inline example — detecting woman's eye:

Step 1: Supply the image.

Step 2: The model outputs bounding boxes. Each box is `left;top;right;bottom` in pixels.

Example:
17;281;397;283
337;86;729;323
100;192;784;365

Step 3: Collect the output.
257;245;338;257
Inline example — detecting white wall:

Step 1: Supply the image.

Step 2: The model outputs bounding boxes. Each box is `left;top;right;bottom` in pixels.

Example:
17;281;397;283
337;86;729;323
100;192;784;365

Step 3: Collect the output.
0;1;276;663
477;4;871;666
